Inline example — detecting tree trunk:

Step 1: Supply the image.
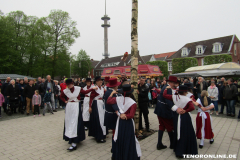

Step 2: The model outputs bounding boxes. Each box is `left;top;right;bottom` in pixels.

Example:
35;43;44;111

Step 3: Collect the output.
131;0;139;134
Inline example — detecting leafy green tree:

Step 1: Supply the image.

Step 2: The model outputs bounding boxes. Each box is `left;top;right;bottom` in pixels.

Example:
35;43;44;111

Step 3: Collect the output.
172;57;198;74
146;61;168;79
72;49;92;78
0;10;80;79
42;9;80;78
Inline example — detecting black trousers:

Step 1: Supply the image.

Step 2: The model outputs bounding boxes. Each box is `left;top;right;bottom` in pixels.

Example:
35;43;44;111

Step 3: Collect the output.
34;105;40;115
9;99;18;113
139;104;149;130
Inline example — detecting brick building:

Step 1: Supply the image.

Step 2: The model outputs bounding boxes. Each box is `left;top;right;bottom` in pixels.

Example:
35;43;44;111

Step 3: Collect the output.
166;35;240;74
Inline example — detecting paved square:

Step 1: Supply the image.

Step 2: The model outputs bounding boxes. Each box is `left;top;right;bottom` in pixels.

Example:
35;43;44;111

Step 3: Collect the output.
0;107;239;160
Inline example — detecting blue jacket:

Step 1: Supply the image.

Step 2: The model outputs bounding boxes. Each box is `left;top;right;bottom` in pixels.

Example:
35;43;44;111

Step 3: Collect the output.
103;88;120;130
43;92;52;103
154;85;174;119
19;83;26;96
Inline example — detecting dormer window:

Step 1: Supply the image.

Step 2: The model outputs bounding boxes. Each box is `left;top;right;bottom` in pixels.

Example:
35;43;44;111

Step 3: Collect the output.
212;42;223;53
181;47;189;57
195;45;206;55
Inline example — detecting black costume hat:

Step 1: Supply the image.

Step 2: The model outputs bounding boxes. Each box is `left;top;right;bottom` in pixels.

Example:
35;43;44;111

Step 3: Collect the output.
66;78;74;85
94;76;103;83
177;85;188;93
118;84;134;104
86;78;91;82
184;83;192;89
118;84;134;95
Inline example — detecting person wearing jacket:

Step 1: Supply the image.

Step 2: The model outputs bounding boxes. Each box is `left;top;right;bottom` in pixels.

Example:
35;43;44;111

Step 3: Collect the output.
43;75;57;112
155;76;178;150
138;77;150;132
60;78;67;109
0;89;5;118
207;81;219;115
223;78;238;117
219;81;228;114
54;80;60;109
1;77;11;113
38;78;45;109
19;79;26;114
43;88;54;116
195;77;208;99
6;80;21;114
23;79;35;115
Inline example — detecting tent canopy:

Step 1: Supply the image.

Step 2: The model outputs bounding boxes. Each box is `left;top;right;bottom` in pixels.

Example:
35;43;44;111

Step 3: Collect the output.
101;64;163;78
0;74;36;80
171;62;240;77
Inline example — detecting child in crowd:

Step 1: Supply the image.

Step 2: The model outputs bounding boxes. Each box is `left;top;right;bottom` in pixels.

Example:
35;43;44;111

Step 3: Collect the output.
192;90;214;148
43;88;53;116
0;89;5;118
32;90;41;117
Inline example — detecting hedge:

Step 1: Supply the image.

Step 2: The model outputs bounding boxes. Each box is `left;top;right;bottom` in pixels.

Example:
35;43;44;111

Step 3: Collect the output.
204;55;232;65
146;60;168;78
172;57;198;74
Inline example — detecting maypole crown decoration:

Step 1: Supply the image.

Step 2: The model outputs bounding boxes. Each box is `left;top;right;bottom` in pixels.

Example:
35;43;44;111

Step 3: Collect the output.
121;52;129;61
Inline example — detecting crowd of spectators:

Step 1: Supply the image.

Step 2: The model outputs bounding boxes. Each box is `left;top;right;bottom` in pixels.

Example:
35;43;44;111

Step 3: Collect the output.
0;76;88;118
146;76;240;119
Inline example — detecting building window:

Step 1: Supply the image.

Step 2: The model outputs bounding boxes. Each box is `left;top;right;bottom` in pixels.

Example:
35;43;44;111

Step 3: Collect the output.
215;45;219;52
234;44;237;56
181;48;189;57
201;58;204;66
198;47;202;54
168;62;172;71
212;42;223;53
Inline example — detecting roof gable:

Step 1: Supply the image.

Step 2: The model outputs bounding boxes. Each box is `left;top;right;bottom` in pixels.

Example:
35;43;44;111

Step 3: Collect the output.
154;51;176;60
95;53;145;70
141;55;154;63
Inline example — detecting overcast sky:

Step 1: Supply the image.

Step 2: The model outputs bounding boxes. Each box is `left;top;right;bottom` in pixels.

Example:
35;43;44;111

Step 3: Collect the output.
1;0;240;61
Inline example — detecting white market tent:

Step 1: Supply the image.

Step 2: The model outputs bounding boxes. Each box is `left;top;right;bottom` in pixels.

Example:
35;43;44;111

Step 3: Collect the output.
171;62;240;77
0;74;35;81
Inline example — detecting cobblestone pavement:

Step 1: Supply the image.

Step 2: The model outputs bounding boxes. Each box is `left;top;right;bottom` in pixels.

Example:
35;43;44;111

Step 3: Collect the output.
0;107;240;160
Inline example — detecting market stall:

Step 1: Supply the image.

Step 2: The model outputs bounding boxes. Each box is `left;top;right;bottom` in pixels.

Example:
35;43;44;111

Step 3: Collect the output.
101;64;163;78
171;62;240;77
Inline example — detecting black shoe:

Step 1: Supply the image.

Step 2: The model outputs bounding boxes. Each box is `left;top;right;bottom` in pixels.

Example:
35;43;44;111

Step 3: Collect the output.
43;114;45;116
210;139;214;144
231;114;235;117
53;110;57;112
157;144;167;150
97;139;106;143
27;113;29;116
227;113;231;116
67;146;77;151
51;112;54;114
146;128;151;132
219;112;223;114
199;145;203;149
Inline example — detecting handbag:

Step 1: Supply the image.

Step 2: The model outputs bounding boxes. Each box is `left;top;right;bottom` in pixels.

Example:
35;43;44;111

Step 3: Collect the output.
148;92;152;100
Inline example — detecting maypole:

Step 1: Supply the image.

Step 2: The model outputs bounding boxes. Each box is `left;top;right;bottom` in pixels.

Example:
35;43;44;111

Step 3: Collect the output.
131;0;139;133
